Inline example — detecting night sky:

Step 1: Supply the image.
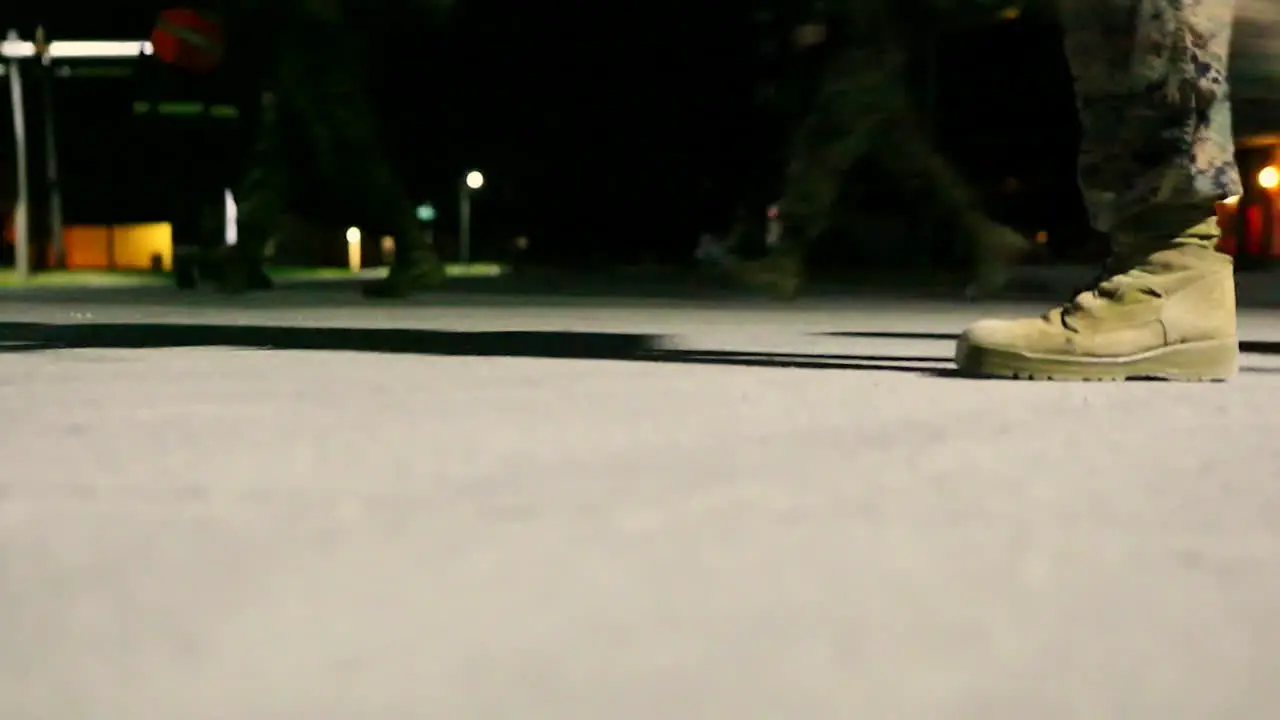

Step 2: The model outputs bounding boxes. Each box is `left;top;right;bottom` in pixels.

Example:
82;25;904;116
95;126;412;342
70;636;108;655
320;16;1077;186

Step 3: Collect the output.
2;2;1097;266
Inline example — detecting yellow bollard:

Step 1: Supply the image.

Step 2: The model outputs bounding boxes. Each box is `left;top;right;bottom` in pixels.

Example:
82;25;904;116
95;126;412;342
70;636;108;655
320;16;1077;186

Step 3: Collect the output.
345;227;361;271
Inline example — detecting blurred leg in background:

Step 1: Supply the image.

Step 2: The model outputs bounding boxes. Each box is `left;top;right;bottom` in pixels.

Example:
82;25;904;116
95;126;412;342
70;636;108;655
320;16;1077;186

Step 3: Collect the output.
714;6;1030;299
220;91;285;292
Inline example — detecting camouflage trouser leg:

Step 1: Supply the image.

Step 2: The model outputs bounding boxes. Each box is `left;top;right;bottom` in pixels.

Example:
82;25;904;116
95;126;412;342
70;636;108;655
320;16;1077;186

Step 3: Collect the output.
329;136;431;268
290;82;430;267
1058;0;1241;247
275;29;443;297
235;97;288;265
777;42;991;252
776;43;906;247
872;113;988;241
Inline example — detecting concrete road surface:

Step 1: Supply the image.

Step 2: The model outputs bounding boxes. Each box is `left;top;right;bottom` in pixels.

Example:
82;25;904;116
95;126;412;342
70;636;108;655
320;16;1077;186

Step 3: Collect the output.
2;284;1280;719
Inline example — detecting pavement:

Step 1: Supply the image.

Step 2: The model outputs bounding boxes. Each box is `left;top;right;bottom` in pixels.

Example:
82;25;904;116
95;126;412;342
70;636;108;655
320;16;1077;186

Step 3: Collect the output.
447;262;1280;307
1;280;1279;719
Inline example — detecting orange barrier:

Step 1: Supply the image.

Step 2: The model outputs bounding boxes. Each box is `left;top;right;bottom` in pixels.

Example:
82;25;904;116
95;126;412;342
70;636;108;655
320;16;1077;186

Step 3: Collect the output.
58;223;173;270
1216;197;1277;259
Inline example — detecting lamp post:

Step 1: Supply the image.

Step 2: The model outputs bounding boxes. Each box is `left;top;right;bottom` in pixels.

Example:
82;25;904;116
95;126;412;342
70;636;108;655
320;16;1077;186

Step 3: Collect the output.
5;30;30;280
459;170;483;263
37;26;64;268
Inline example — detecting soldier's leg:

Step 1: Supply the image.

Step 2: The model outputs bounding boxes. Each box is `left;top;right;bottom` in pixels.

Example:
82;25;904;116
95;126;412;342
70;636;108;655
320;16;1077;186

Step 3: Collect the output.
222;94;287;292
714;87;804;264
777;44;902;246
726;43;903;298
874;113;1032;297
956;0;1241;380
339;123;445;299
346;141;446;298
278;40;443;299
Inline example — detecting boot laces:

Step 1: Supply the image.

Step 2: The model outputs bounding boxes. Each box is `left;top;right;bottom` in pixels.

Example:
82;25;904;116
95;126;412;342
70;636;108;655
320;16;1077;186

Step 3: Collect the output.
1057;258;1164;332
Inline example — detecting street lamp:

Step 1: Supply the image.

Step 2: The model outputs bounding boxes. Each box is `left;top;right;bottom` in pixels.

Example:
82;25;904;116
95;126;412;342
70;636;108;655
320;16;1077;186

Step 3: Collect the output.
459;170;483;263
1259;165;1279;190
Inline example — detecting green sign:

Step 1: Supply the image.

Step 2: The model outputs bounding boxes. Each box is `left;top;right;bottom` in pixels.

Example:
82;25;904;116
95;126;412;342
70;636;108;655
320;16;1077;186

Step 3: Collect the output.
132;100;239;118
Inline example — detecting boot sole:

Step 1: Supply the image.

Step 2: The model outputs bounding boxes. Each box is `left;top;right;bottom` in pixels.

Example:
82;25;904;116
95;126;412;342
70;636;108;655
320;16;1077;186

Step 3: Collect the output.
734;267;803;300
955;337;1238;381
751;277;802;301
709;261;803;301
361;269;446;299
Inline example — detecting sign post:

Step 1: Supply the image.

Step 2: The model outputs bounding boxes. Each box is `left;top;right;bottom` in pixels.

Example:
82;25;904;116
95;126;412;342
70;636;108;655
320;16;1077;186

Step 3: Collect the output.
6;30;30;281
1;34;153;280
37;26;64;268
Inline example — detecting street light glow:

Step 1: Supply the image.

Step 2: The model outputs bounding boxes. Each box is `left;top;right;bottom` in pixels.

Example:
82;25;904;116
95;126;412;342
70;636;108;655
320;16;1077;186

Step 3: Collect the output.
345;226;361;244
48;41;153;58
0;40;35;58
1259;166;1279;190
465;171;484;190
1;39;153;59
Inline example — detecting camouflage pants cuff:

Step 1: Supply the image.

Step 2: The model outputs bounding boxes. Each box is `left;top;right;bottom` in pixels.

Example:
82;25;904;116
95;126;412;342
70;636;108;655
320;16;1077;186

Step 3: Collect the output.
1111;204;1222;255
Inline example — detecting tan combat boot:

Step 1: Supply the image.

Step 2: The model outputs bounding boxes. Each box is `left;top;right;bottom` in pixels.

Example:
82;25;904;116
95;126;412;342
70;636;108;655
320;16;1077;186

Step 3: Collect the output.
729;249;806;300
708;218;806;300
954;216;1237;381
362;247;446;299
964;219;1036;299
212;244;274;293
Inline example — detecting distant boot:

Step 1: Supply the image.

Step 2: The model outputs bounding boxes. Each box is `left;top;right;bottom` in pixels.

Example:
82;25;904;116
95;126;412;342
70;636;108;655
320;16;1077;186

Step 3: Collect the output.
718;217;808;300
963;220;1035;300
696;218;806;300
362;246;445;298
727;244;806;300
955;216;1237;381
213;246;274;293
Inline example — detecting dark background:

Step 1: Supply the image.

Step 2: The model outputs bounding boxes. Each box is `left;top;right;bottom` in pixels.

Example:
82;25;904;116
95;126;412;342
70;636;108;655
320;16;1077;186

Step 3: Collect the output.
1;2;1101;270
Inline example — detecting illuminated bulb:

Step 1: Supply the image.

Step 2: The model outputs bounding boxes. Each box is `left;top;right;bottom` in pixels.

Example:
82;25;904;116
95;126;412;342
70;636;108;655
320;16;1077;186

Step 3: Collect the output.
1258;166;1278;190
